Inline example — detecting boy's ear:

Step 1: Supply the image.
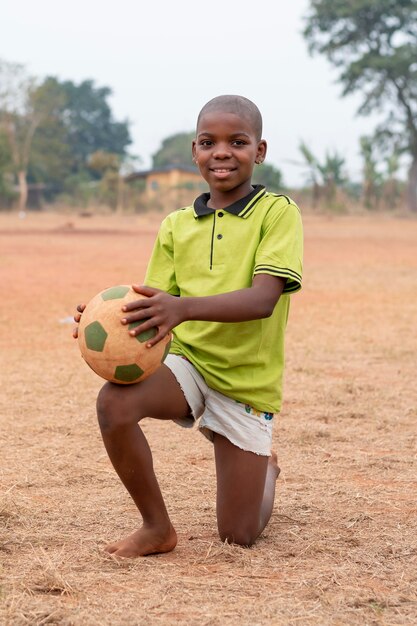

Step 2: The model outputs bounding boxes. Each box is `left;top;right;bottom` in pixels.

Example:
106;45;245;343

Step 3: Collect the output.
192;140;197;163
256;139;267;164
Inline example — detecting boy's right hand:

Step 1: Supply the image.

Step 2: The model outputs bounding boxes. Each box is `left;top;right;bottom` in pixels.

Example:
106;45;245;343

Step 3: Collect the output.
72;304;86;339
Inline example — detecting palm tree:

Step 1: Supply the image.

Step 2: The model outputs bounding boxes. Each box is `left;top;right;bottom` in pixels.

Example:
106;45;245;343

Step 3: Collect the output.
298;141;347;207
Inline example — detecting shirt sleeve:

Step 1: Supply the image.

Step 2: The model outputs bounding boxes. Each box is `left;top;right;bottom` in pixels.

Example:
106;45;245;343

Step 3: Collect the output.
144;216;180;295
253;197;303;294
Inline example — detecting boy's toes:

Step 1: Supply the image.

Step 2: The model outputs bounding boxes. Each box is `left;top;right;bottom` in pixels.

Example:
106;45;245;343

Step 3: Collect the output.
104;542;119;554
269;451;281;478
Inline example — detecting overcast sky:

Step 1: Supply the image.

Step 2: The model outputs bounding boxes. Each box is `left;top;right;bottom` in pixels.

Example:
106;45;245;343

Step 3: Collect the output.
1;0;381;186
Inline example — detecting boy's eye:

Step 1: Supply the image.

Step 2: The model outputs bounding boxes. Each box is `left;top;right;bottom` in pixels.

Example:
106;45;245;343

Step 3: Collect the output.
232;140;247;146
200;140;213;146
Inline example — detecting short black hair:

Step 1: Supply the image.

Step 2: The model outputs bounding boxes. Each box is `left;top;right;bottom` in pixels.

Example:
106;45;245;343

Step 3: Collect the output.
196;95;263;141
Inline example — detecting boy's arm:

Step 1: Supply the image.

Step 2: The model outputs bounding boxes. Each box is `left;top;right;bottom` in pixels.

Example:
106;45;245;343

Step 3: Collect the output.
122;274;286;347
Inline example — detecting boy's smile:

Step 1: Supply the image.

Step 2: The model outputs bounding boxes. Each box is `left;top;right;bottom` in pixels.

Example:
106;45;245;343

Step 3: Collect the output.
192;111;267;208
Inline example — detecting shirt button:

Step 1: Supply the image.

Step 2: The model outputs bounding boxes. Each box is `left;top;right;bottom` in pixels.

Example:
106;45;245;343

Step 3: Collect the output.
218;211;224;217
217;234;223;240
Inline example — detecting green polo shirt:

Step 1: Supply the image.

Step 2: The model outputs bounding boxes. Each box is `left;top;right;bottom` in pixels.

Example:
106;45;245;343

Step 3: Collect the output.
144;185;303;412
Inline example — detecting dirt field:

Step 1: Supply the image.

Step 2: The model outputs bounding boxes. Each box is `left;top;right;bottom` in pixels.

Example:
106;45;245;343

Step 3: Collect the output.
0;209;416;626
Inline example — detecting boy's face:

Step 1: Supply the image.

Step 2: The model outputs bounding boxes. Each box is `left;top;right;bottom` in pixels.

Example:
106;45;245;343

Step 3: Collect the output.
192;111;267;205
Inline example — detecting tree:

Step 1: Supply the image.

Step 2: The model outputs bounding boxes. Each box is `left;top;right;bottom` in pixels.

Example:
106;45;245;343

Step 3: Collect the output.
298;140;347;207
57;79;131;175
359;136;382;209
0;61;64;210
383;144;402;208
359;135;404;209
304;0;417;211
30;77;132;194
88;150;124;211
0;63;133;209
152;132;195;168
0;131;14;206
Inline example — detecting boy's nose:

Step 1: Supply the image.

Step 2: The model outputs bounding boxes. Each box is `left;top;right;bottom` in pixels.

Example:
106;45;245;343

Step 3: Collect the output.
212;144;232;159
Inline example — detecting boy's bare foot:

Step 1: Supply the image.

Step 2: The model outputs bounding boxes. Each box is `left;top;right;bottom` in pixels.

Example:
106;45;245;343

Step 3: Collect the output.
269;451;281;479
105;523;177;558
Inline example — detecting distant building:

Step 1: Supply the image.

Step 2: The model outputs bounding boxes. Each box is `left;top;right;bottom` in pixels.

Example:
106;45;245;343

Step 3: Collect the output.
125;164;207;212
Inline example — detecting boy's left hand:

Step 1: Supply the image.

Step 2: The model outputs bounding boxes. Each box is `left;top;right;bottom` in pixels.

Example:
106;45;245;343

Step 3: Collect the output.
121;285;185;347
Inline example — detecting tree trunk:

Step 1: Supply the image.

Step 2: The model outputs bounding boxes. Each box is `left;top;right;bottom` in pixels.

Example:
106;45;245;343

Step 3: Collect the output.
312;182;320;208
17;170;28;212
407;157;417;212
116;174;124;213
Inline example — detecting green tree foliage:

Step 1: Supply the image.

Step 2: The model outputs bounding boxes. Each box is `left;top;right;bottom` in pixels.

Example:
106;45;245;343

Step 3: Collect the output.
27;77;71;197
359;136;382;209
0;61;64;210
252;162;284;192
0;63;133;208
152;132;195;168
359;135;402;209
57;79;131;173
304;0;417;211
0;131;14;205
29;77;132;198
88;150;124;210
383;144;402;208
298;140;347;207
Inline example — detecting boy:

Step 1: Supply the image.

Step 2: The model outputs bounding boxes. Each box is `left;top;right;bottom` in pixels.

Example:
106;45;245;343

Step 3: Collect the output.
74;95;303;557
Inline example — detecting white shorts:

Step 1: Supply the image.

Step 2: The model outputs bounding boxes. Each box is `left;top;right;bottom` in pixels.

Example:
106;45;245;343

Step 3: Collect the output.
164;354;275;456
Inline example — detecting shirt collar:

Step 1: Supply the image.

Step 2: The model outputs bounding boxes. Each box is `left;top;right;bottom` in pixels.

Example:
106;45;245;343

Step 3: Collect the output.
193;185;266;219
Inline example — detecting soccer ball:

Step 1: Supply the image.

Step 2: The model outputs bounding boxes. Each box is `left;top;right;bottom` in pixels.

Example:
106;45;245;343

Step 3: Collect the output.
78;285;171;384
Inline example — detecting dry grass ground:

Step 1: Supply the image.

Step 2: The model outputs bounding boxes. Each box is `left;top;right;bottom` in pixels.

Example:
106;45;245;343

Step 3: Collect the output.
0;209;416;626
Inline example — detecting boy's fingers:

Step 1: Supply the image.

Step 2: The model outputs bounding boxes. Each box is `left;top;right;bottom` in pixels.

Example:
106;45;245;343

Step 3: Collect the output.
122;311;161;337
73;327;79;339
127;316;157;336
132;284;160;297
77;304;86;313
144;329;169;348
124;314;167;343
122;308;155;326
122;298;152;313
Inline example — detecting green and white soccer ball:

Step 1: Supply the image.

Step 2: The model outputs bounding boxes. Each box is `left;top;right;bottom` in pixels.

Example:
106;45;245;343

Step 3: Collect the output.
78;285;171;384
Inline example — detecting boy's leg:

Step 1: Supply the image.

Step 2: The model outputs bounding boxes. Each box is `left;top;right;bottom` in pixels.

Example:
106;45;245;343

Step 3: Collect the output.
213;433;280;547
96;364;191;557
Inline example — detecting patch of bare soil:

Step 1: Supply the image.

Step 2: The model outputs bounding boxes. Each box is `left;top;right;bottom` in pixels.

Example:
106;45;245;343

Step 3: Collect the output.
1;210;416;625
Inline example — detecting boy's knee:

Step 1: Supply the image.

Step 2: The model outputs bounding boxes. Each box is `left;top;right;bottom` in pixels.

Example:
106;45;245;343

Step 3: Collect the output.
96;383;140;433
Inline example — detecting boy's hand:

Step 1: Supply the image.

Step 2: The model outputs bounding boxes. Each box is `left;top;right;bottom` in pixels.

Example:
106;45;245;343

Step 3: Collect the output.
121;285;185;347
72;304;86;339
